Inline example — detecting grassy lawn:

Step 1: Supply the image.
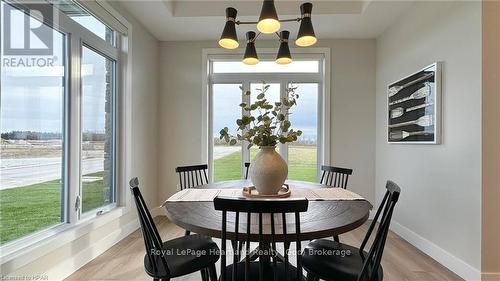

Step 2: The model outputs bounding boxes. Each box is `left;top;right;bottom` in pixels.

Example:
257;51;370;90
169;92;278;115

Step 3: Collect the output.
2;147;316;244
0;171;107;244
214;146;317;182
213;149;242;182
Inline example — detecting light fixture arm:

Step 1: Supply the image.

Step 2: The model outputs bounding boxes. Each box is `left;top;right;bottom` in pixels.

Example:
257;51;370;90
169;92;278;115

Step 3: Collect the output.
236;17;301;25
249;32;262;43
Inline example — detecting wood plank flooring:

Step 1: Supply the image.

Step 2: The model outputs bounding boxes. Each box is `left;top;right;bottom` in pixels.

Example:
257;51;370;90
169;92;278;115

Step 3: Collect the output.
66;216;463;281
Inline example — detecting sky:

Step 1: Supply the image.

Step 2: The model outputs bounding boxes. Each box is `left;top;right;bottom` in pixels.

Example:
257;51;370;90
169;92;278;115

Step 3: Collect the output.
1;2;318;140
213;83;318;142
1;2;110;134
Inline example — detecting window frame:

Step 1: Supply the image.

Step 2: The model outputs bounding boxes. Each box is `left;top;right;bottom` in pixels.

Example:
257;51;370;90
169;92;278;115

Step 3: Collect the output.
0;0;131;260
202;49;331;182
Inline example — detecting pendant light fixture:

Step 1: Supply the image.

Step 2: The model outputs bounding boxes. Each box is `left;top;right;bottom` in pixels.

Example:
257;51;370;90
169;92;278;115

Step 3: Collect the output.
218;1;317;64
276;31;292;64
243;31;259;65
296;3;317;47
257;0;281;34
218;7;239;49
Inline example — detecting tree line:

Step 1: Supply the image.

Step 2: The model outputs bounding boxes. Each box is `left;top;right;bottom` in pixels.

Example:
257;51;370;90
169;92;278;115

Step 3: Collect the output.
1;131;106;141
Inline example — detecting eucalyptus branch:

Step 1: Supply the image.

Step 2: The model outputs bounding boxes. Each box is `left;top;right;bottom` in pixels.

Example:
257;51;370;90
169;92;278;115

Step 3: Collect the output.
219;82;302;148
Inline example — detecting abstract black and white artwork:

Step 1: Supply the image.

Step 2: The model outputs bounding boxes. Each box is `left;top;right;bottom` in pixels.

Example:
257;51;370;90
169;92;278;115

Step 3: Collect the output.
387;62;442;144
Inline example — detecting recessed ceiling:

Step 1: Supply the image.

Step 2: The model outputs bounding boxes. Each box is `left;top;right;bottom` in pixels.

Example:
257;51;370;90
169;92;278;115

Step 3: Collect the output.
117;0;415;41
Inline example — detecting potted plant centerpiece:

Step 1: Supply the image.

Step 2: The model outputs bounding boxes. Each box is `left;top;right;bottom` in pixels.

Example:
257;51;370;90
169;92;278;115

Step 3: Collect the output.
219;83;302;195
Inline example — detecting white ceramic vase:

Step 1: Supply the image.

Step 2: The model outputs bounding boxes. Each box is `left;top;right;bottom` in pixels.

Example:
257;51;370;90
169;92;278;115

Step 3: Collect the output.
249;146;288;195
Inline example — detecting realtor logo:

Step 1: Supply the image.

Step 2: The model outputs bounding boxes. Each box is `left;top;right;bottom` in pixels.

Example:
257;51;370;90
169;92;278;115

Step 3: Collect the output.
2;3;53;56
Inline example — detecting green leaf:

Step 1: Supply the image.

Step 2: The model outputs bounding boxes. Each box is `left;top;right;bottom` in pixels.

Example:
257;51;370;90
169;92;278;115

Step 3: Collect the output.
257;93;265;100
239;102;247;107
229;139;237;145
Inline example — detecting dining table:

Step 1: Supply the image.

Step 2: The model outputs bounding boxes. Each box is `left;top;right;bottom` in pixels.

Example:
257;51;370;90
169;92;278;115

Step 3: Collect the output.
162;179;372;243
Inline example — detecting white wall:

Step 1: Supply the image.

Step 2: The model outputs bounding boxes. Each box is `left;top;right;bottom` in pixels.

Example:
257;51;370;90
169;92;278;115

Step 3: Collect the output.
0;2;160;279
375;1;481;279
157;39;376;205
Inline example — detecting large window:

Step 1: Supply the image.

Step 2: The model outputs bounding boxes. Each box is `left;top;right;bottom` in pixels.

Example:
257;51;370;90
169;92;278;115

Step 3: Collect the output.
0;0;123;245
81;46;116;213
208;56;326;182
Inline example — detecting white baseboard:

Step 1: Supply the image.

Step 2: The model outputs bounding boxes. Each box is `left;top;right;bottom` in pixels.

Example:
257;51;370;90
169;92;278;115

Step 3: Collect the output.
390;221;481;281
47;219;140;280
482;272;500;281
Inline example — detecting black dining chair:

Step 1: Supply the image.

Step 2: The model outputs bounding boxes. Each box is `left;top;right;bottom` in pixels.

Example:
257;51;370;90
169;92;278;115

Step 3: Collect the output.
302;180;401;281
175;164;209;190
320;165;353;242
320;165;353;188
175;164;209;236
214;196;309;281
244;162;251;179
130;177;219;281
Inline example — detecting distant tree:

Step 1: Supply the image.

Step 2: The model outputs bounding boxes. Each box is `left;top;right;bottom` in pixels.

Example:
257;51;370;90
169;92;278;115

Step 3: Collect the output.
0;131;62;140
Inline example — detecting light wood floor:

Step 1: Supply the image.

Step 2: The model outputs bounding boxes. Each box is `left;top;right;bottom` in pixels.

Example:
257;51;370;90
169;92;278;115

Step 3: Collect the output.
66;216;463;281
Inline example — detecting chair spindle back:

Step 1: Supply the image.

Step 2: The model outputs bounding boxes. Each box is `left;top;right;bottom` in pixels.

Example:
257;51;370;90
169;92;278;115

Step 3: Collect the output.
175;164;209;189
129;177;170;276
357;180;401;281
214;197;309;281
320;165;353;188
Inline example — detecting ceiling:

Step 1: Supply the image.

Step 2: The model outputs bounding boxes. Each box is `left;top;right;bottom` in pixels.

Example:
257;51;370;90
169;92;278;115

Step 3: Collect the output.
117;0;415;41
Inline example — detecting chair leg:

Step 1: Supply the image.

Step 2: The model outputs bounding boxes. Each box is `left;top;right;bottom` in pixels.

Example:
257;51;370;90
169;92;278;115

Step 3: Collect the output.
200;268;209;281
333;235;340;242
185;230;191;236
208;264;218;281
306;272;319;281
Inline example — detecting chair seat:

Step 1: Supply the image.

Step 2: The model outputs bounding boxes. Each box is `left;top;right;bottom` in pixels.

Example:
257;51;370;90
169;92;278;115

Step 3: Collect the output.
221;261;302;281
302;239;383;281
144;234;219;278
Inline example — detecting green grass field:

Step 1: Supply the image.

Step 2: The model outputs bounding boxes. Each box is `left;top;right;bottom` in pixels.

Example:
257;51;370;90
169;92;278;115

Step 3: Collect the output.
0;171;108;244
1;147;316;244
214;146;317;182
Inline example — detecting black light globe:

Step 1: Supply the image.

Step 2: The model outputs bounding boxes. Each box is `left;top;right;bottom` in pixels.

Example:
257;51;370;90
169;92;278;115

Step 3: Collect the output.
219;7;239;49
257;0;280;34
276;31;292;64
296;3;317;47
243;31;259;65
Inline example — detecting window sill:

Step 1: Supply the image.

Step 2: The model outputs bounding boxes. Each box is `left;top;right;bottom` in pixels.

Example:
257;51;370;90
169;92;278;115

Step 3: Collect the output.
0;206;131;269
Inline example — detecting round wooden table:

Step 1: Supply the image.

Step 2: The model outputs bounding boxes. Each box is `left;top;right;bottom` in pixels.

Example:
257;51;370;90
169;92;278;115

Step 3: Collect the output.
163;180;372;242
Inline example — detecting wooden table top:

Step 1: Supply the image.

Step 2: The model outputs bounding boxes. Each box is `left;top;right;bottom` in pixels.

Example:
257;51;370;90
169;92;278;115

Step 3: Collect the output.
162;180;372;242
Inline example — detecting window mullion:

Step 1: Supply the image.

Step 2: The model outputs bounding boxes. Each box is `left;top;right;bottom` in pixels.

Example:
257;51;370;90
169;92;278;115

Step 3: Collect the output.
279;80;288;162
242;81;251;176
68;35;83;223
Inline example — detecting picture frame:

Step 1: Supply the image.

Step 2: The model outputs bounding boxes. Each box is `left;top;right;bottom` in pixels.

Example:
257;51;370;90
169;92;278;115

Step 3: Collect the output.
387;62;442;144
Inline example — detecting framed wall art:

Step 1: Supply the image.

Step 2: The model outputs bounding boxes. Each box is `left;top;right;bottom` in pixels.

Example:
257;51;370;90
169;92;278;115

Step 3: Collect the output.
387;62;442;144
